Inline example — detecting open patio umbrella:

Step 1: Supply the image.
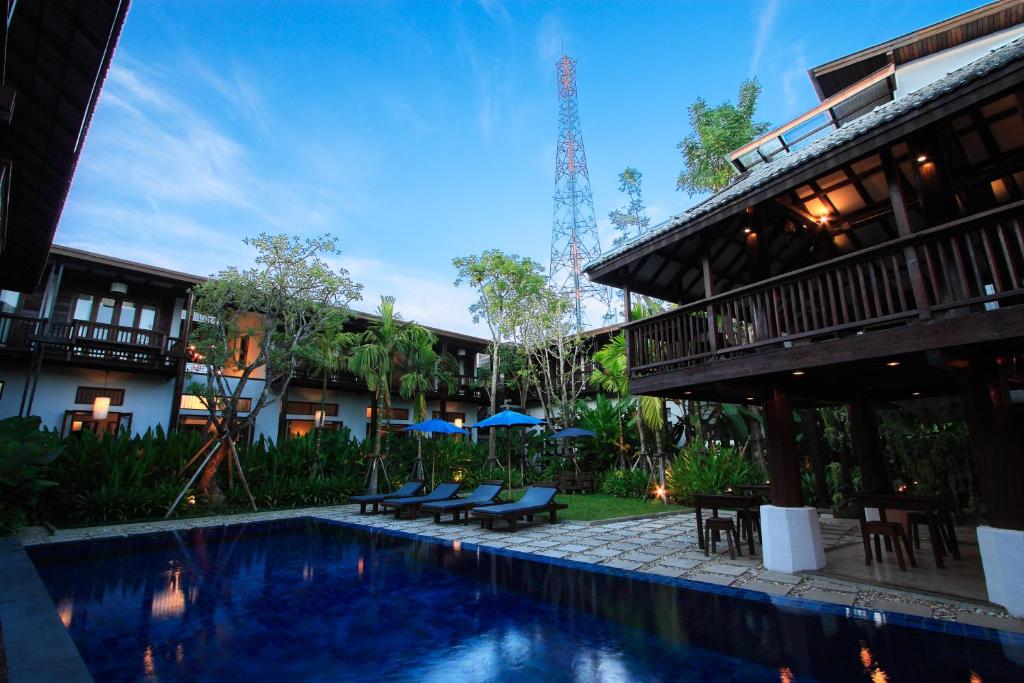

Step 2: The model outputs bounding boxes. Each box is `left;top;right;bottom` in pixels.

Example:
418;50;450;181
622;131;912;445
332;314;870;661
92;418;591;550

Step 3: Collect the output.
475;409;545;493
405;418;470;488
548;427;596;474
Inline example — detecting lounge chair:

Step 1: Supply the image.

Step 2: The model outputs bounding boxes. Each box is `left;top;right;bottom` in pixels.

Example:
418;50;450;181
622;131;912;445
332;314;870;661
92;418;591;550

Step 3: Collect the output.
471;484;568;531
380;482;462;519
349;480;424;514
420;480;505;524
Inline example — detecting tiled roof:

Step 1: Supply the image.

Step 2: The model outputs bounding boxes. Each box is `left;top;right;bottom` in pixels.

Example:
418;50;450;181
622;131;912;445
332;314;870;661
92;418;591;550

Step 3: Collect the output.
584;34;1024;273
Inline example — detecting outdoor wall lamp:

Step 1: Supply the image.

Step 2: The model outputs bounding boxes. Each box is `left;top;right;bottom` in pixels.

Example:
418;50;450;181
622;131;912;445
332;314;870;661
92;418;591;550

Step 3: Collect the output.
92;396;110;420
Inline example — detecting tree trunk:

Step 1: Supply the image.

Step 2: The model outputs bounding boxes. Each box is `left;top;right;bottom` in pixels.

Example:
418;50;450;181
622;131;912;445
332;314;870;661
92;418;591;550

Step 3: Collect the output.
486;344;500;468
369;388;383;495
635;404;648;468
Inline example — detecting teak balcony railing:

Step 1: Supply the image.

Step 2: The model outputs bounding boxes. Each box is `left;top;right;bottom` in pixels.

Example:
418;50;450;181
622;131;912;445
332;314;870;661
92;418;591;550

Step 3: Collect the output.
0;313;182;370
625;202;1024;378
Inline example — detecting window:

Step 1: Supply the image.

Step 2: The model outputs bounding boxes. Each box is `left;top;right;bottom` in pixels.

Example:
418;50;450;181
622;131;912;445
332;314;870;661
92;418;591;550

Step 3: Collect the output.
180;394;253;411
73;294;94;321
118;301;136;327
285;420;340;439
433;411;466;423
62;410;132;438
75;387;125;406
285;401;338;416
366;406;409;420
96;297;116;325
135;306;155;330
0;290;19;313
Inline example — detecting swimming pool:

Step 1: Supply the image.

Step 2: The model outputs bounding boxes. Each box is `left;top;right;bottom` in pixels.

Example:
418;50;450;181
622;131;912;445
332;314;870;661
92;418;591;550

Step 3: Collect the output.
27;518;1024;682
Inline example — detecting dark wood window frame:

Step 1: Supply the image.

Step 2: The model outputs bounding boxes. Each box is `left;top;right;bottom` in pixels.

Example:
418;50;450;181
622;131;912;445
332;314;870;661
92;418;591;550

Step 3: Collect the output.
74;386;125;406
285;401;339;416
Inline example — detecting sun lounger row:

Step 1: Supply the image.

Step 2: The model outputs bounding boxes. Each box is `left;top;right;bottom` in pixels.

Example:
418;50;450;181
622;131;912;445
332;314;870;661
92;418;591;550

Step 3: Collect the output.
348;481;567;531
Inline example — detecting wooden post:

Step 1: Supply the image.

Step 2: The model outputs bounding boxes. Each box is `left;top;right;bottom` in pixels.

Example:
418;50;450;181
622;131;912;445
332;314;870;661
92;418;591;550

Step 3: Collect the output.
883;150;932;320
702;255;718;355
763;388;802;507
169;291;196;431
847;397;890;494
960;355;1024;530
801;408;830;508
623;284;633;376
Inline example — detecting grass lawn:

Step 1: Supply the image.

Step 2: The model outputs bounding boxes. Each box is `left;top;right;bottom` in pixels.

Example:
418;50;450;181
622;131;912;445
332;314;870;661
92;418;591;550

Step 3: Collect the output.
505;490;688;522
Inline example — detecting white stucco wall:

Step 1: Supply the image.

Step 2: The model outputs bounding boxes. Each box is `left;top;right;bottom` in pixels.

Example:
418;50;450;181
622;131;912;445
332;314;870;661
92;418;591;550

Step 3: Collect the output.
894;25;1024;98
0;362;176;435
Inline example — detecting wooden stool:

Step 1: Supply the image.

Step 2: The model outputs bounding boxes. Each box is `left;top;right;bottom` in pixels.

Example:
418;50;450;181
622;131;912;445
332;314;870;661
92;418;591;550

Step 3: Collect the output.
736;507;761;554
861;520;916;571
704;517;740;560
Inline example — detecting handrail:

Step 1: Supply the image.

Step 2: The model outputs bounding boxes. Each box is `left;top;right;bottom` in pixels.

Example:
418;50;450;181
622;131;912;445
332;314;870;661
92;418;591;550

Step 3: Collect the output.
624;199;1024;330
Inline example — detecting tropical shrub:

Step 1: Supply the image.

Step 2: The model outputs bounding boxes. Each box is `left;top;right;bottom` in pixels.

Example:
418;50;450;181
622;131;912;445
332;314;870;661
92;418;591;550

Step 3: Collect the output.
0;416;63;534
600;468;650;498
666;442;764;503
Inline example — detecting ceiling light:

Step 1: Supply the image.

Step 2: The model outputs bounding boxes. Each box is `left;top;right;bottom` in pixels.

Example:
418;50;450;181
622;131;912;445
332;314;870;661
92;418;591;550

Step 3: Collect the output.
912;391;922;397
746;396;755;401
886;361;901;367
792;370;805;376
916;154;928;164
743;227;752;234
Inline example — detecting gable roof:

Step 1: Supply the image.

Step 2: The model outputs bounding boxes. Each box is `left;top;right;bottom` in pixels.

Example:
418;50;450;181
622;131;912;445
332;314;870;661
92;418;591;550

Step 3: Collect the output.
584;34;1024;279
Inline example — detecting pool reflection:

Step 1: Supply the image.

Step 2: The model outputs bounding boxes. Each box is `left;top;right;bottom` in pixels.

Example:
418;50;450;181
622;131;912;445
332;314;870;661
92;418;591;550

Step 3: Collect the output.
27;519;1024;682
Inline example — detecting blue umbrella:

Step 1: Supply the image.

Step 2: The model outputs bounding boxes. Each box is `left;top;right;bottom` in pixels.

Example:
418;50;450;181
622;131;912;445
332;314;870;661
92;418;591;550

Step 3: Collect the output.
405;418;470;435
548;427;596;474
475;409;545;428
548;427;596;439
475;409;545;491
404;419;470;486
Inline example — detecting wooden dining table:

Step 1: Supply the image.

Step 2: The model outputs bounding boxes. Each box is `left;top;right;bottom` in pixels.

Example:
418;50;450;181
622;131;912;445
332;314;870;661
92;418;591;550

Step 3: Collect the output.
732;484;772;500
853;493;960;569
693;493;762;556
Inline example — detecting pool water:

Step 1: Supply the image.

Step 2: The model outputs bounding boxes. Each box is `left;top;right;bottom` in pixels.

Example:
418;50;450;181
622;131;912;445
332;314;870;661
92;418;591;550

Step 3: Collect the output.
27;518;1024;682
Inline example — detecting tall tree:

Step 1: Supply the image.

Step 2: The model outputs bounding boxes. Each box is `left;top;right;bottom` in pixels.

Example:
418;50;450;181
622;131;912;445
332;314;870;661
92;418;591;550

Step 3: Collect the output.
399;330;456;481
676;79;771;195
180;234;361;509
453;250;545;466
345;295;431;494
300;310;352;465
608;167;651;247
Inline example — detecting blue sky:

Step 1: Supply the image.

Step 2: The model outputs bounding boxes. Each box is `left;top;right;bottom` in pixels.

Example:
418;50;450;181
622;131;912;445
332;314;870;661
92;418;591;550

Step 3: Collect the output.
57;0;981;334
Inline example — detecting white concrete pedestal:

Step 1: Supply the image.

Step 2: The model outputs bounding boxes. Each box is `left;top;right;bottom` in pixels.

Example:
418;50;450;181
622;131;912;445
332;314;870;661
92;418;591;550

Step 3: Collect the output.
761;505;826;573
977;525;1024;618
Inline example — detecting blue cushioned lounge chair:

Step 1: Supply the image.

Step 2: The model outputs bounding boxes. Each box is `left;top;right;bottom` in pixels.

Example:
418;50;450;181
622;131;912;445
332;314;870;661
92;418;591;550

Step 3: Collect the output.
349;480;424;514
471;484;567;531
420;480;505;524
381;482;462;519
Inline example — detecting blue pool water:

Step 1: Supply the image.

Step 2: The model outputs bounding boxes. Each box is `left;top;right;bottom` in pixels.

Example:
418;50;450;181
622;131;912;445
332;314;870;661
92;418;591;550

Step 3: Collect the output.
27;518;1024;682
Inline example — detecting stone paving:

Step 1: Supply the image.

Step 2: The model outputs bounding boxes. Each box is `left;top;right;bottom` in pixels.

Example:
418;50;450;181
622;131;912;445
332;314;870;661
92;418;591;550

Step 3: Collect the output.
18;505;1024;633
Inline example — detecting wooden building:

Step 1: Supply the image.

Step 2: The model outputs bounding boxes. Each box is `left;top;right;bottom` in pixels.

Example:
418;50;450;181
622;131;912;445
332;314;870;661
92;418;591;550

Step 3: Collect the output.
584;2;1024;615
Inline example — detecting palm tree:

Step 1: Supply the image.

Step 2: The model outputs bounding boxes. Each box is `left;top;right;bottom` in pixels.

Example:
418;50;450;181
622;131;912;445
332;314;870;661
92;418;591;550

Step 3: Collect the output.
399;331;457;482
346;296;432;494
301;311;352;466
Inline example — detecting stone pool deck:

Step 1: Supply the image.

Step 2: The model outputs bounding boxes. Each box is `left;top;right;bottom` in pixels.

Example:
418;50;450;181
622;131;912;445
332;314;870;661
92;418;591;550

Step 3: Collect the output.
17;505;1024;635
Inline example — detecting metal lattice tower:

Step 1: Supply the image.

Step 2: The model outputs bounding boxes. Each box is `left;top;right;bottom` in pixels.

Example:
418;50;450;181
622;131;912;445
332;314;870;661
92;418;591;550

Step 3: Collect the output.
550;54;609;330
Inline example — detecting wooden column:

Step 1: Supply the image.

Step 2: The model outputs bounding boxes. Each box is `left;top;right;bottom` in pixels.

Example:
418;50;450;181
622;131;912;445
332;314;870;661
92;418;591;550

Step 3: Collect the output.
847;397;890;494
801;408;830;508
883;150;932;320
702;255;718;355
960;355;1024;530
763;388;802;507
169;291;196;432
623;285;632;376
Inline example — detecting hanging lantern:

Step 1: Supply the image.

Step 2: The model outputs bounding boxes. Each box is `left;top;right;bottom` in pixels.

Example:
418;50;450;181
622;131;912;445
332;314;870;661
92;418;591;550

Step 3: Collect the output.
71;420;84;432
314;410;325;428
92;396;111;420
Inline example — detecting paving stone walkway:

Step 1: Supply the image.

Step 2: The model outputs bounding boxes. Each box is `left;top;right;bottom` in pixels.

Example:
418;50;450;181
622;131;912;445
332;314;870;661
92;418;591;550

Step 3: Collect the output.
18;505;1023;633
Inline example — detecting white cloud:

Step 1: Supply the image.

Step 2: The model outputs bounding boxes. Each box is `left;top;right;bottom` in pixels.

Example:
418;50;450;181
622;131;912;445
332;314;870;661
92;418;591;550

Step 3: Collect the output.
781;41;810;115
535;13;565;66
749;0;781;77
340;256;486;337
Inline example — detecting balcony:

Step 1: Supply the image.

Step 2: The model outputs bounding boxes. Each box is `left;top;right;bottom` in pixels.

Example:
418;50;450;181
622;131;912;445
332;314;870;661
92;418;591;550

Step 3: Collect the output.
626;203;1024;385
0;313;183;372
